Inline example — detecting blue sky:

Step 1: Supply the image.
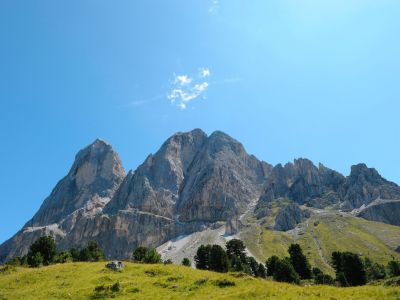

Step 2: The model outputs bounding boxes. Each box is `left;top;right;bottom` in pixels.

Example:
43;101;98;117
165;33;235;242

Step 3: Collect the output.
1;0;399;244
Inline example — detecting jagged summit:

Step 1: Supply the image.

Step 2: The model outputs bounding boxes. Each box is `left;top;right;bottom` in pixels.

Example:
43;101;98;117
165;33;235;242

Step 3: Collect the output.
1;129;399;263
27;138;126;227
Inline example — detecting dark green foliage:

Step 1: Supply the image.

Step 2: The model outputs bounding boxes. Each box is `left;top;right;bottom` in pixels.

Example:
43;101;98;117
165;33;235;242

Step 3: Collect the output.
209;245;229;273
336;272;349;287
314;273;335;285
331;251;367;286
248;257;259;277
27;236;57;267
110;282;121;293
91;282;121;299
195;245;212;270
182;258;191;267
266;255;279;277
163;259;173;265
387;260;400;277
311;267;334;285
79;241;105;262
143;249;162;264
132;247;161;264
133;247;149;262
364;258;386;281
214;279;236;288
56;251;73;264
229;254;246;272
288;244;311;279
273;257;300;284
257;263;267;278
312;267;323;277
29;252;44;268
226;239;250;273
226;239;247;262
6;256;27;267
68;248;80;262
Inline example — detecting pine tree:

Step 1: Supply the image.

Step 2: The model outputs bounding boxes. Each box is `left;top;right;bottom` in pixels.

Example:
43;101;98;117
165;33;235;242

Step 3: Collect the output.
182;258;191;267
288;244;311;279
273;258;300;284
27;236;57;267
132;246;149;262
331;251;367;286
257;263;267;278
209;245;229;273
266;255;280;276
195;245;212;270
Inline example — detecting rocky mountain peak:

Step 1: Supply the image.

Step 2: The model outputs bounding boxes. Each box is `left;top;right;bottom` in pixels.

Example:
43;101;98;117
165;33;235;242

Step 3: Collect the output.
2;129;400;264
206;130;246;157
27;139;125;227
349;163;382;181
341;163;400;208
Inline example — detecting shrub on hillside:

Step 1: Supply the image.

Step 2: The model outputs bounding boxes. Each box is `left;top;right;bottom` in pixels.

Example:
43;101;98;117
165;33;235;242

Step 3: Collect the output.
56;251;73;264
214;279;236;288
288;243;312;279
78;241;105;262
364;258;386;281
27;236;57;267
132;247;161;264
387;260;400;277
266;255;279;277
314;273;335;285
132;247;148;262
209;245;229;273
273;257;300;284
332;251;367;286
195;245;212;270
182;258;191;267
257;263;267;278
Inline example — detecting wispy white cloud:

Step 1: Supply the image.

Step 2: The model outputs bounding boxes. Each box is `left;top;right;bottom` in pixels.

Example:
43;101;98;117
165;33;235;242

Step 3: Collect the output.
200;67;211;78
175;75;192;85
168;68;211;110
209;0;219;13
125;94;164;107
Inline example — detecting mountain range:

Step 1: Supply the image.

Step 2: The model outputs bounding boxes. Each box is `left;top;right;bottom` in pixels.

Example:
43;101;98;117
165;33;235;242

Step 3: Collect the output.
1;129;400;268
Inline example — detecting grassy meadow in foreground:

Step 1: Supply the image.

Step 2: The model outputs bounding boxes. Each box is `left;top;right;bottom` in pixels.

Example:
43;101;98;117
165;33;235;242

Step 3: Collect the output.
0;262;399;299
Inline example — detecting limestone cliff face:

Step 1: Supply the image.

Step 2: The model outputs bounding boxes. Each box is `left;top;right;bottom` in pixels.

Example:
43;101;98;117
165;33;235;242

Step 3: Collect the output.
177;131;271;222
27;139;126;227
273;202;309;232
258;160;400;210
1;130;400;263
0;139;126;262
105;129;208;219
258;159;345;207
340;164;400;209
0;129;269;262
357;199;400;226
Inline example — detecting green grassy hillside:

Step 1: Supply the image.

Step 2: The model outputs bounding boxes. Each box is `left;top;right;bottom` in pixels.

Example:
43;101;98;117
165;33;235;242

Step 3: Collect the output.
0;262;399;299
241;209;400;274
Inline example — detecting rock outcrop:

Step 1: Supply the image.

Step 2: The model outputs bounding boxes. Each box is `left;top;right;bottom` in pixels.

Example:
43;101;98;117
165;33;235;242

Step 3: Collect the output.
258;160;400;211
258;159;345;207
0;129;270;262
357;199;400;226
273;202;308;231
1;129;399;263
340;164;400;209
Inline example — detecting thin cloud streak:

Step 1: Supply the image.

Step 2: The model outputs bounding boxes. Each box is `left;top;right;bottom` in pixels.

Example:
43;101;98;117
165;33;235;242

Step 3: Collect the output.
124;94;164;107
